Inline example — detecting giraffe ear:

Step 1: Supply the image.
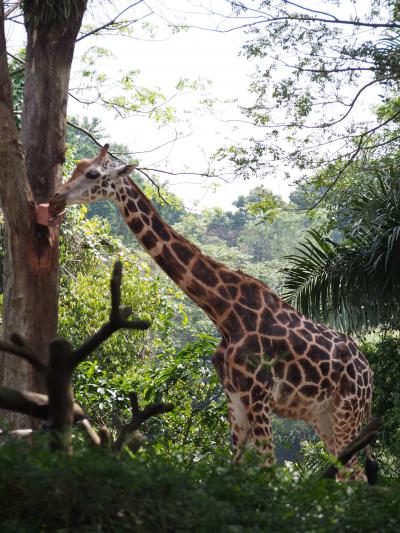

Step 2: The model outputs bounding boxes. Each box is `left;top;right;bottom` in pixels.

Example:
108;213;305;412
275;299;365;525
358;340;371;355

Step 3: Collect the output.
117;164;136;176
96;144;109;161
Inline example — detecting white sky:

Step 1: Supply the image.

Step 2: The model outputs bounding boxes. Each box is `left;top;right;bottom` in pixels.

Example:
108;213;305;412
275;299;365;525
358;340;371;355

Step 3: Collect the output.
5;0;380;210
68;0;280;209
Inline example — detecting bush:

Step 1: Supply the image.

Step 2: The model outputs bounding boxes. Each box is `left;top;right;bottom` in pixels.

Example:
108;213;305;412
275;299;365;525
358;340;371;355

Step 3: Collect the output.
0;441;399;532
362;334;400;477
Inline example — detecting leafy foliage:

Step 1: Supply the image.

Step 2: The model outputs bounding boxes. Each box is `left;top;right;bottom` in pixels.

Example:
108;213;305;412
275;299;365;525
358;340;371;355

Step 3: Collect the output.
362;334;400;474
127;334;229;462
58;206;229;459
58;206;184;425
282;169;400;330
219;0;400;182
1;441;399;532
273;416;318;464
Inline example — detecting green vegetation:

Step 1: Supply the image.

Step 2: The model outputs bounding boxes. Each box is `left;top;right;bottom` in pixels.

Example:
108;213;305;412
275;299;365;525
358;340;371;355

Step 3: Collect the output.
1;442;400;533
282;162;400;332
219;0;400;182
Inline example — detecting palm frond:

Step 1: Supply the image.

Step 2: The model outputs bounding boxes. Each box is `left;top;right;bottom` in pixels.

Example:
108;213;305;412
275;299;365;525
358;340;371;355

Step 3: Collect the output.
281;171;400;331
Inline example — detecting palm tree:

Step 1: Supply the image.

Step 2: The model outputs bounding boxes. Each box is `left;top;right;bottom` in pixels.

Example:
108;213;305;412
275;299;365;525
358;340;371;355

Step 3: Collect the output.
281;170;400;331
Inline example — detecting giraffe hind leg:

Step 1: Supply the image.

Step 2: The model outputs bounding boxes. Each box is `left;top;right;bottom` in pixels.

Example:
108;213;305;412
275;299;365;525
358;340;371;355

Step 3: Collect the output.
332;397;367;482
312;411;336;455
211;346;252;461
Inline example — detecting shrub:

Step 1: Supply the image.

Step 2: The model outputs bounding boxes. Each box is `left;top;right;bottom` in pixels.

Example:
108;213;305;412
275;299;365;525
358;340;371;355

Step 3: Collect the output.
0;441;399;532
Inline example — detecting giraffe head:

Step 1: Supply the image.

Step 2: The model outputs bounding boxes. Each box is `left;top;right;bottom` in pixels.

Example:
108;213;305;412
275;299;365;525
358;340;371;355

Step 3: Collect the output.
50;144;136;212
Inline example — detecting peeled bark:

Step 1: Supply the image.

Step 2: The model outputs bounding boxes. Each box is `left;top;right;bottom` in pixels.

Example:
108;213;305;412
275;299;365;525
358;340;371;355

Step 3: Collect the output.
0;1;87;427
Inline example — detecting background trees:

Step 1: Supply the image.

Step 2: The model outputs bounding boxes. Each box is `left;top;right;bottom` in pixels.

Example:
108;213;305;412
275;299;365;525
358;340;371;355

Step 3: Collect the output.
220;0;400;185
2;2;400;529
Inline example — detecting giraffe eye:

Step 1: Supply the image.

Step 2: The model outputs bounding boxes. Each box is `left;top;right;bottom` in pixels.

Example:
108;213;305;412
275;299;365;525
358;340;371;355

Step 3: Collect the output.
86;170;100;180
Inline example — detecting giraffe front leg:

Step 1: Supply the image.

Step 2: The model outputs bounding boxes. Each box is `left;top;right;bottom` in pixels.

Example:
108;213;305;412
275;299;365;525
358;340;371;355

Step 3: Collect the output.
212;344;249;459
228;390;275;466
251;405;274;467
226;391;252;462
211;346;250;460
212;345;275;466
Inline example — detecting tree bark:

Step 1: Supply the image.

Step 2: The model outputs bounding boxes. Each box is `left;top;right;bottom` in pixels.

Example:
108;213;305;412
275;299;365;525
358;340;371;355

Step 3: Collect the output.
0;0;87;427
0;1;35;427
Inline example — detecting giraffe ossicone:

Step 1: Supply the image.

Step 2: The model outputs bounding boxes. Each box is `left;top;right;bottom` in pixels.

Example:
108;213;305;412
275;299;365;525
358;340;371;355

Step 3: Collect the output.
51;145;377;483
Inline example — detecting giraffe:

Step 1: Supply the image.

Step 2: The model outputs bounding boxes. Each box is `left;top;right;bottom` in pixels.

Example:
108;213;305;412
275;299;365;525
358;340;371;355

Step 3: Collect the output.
50;145;377;482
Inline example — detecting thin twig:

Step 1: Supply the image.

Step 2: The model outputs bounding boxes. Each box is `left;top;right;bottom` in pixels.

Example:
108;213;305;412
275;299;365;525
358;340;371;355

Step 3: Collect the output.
75;1;146;42
136;168;171;206
67;120;125;163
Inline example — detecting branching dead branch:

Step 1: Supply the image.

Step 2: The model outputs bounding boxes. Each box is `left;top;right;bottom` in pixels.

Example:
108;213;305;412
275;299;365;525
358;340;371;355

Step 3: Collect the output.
0;387;86;422
71;261;150;367
0;262;160;454
0;334;46;375
114;392;174;451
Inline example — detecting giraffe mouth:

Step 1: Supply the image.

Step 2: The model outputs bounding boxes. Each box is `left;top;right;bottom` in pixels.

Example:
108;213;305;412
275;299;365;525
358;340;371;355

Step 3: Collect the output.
49;193;67;217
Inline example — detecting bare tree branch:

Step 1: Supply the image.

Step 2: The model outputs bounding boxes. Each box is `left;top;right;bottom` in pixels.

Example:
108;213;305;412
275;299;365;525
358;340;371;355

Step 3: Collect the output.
136;167;171;205
114;391;174;451
226;1;400;30
75;1;147;42
309;79;384;130
0;387;86;422
80;418;101;446
4;2;19;19
140;167;231;183
5;51;24;65
67;120;124;163
310;108;400;210
71;261;150;367
0;334;47;375
116;132;192;155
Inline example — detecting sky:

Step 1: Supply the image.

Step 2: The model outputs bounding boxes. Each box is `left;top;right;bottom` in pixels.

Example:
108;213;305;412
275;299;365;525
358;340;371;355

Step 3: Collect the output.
67;0;278;210
5;0;379;210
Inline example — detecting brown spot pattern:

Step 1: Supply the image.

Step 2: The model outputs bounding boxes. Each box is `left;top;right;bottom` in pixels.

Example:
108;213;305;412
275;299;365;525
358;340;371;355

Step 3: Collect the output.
172;242;194;265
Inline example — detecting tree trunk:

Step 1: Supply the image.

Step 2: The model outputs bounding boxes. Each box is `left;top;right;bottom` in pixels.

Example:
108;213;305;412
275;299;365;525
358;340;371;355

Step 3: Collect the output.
0;1;87;427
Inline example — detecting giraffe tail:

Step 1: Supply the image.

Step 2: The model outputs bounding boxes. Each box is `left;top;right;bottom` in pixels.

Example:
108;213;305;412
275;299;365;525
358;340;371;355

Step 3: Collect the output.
364;402;379;485
365;451;378;485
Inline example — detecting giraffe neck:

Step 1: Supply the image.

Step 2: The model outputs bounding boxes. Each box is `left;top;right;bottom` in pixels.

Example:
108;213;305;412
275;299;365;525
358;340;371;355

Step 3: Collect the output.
115;176;243;328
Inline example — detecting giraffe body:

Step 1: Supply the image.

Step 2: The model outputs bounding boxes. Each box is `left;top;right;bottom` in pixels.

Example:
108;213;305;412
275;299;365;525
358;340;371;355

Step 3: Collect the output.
51;147;374;479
